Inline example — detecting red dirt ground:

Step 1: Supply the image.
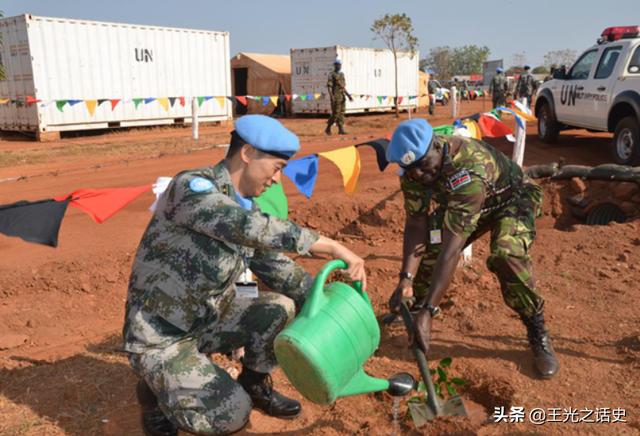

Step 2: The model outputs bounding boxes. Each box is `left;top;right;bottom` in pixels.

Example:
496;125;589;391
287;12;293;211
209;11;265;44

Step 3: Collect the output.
0;99;638;435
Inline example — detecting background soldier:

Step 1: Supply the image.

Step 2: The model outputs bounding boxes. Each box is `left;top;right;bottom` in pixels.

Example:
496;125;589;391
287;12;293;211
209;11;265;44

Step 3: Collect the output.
489;67;508;108
386;118;559;380
516;65;538;108
125;115;367;435
326;59;353;135
427;77;438;115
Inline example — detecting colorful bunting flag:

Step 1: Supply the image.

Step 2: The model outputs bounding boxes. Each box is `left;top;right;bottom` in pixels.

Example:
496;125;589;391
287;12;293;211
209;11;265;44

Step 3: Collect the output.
26;96;41;105
313;93;321;100
215;96;226;108
133;98;143;109
236;96;248;106
56;100;68;112
462;120;482;140
0;198;70;247
292;94;299;101
253;183;288;220
355;138;390;172
68;99;83;106
397;96;404;106
261;96;270;106
377;96;384;105
157;97;169;112
111;99;121;110
318;146;361;195
299;94;307;102
306;93;313;101
284;95;292;102
478;114;513;138
144;97;156;105
97;99;109;107
0;98;10;104
197;96;206;107
85;100;97;116
178;97;186;107
168;97;177;108
433;125;455;136
269;96;279;106
282;155;319;199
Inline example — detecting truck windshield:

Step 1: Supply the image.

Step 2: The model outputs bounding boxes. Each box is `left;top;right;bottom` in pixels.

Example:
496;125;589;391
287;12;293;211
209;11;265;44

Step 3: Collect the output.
629;46;640;74
595;46;622;79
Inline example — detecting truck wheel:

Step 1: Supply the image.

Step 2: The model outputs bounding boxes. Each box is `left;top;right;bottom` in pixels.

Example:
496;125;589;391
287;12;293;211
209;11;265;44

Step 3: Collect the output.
537;102;560;143
612;116;640;166
441;96;449;106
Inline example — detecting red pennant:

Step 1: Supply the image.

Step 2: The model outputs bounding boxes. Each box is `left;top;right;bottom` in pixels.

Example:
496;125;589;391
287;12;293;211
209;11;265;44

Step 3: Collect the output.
54;184;151;223
179;96;186;107
236;96;248;106
25;96;41;105
110;99;121;110
397;96;404;105
284;95;292;102
478;114;513;138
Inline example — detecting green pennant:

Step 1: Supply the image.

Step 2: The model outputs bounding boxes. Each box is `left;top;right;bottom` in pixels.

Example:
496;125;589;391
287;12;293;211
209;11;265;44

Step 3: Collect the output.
56;100;68;112
299;94;307;101
490;109;502;119
377;96;384;104
133;98;143;109
254;182;288;220
433;125;455;136
197;96;205;107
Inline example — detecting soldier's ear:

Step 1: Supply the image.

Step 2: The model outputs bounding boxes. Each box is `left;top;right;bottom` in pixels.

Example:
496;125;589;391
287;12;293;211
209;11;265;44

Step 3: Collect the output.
239;144;255;164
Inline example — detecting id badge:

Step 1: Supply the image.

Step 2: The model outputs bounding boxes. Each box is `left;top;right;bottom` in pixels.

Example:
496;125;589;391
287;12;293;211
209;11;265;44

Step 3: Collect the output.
236;282;259;299
430;229;442;244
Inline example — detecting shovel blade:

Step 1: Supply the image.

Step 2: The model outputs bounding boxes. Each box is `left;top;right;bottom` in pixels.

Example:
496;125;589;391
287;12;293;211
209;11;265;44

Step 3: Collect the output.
441;395;467;417
407;401;437;427
408;395;468;427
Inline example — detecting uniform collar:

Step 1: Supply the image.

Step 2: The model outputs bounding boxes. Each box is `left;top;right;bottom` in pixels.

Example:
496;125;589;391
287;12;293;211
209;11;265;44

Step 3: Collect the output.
213;161;236;199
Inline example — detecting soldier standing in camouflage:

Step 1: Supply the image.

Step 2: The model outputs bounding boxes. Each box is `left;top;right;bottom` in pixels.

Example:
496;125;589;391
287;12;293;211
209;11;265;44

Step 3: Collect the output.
489;67;508;109
427;78;438;116
325;59;353;135
386;118;559;379
516;65;538;108
124;115;367;436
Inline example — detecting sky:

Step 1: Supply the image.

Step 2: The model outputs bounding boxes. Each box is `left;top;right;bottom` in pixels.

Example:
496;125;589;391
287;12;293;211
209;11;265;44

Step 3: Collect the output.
3;0;639;67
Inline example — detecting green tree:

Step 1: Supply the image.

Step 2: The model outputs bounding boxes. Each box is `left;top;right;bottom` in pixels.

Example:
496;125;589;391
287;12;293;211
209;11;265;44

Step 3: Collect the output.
371;13;418;117
450;45;491;76
422;46;452;80
532;65;549;74
543;49;577;68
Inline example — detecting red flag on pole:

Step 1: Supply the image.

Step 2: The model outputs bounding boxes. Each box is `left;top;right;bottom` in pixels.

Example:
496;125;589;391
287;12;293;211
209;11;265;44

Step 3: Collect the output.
236;96;248;106
478;114;513;138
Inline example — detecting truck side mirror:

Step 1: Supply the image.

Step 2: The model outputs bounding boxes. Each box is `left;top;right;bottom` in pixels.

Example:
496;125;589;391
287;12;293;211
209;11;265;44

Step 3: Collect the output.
552;70;566;80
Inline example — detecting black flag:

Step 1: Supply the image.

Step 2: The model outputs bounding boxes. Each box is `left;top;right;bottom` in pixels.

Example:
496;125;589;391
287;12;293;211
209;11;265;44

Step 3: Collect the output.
0;198;70;247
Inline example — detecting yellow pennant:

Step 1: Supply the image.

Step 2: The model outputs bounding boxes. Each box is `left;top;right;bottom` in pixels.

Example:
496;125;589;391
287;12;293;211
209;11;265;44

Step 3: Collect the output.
215;96;226;108
313;93;321;100
157;97;170;112
510;107;536;122
462;120;482;139
318;146;361;195
269;96;279;106
85;100;97;117
0;98;10;105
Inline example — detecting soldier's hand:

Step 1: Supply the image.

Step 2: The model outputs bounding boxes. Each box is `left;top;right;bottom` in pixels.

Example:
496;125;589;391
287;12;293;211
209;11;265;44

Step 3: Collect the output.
339;248;367;291
348;95;354;102
412;309;433;354
388;281;414;313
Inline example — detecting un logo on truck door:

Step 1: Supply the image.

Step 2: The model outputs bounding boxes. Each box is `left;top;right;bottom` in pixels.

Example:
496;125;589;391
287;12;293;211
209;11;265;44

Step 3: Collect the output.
560;84;578;106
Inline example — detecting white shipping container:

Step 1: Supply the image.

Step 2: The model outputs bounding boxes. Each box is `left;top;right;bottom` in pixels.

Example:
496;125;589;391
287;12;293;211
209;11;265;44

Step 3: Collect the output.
0;14;232;139
290;45;419;114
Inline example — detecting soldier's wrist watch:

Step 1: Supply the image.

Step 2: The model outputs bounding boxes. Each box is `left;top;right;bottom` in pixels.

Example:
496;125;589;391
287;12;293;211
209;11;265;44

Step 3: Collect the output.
398;271;414;282
422;303;440;318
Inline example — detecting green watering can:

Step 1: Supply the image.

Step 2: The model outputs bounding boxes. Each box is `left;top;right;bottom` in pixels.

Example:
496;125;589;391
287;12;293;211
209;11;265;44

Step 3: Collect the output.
274;260;414;405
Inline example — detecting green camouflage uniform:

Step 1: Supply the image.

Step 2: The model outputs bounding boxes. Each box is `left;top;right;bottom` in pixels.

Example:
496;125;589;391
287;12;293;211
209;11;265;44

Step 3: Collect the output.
516;72;538;106
427;80;438;115
327;70;347;129
123;161;318;434
489;74;508;108
400;136;544;318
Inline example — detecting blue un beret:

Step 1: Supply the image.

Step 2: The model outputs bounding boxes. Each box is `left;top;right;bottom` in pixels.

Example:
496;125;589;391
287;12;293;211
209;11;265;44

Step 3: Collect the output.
235;115;300;159
386;118;434;168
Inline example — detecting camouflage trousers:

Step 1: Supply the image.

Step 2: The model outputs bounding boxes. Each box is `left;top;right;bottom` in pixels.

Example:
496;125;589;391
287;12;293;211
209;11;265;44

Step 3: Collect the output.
328;96;346;128
414;183;545;317
492;94;507;109
129;291;296;435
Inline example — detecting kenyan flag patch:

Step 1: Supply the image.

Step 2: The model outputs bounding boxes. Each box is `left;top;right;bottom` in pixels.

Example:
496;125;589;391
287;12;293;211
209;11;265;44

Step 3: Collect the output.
448;170;472;190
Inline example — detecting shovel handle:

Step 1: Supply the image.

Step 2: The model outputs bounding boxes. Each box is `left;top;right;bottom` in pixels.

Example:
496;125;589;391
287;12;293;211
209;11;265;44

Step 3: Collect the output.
399;302;441;416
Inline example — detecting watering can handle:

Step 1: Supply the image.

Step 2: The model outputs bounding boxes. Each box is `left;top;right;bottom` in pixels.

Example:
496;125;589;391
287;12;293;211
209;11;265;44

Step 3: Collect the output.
306;260;367;317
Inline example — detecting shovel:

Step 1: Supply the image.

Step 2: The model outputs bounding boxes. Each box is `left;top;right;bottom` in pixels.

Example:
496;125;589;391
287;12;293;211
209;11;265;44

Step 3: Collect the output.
399;301;467;425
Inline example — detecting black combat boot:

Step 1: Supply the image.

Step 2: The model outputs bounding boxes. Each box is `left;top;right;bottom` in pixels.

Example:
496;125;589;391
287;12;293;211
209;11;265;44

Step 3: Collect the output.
337;124;348;135
325;121;333;135
520;312;559;379
237;367;301;418
137;379;178;436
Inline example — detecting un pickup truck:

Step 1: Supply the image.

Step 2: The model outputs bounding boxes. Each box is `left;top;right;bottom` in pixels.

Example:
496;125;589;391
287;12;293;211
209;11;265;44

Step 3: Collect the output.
535;26;640;165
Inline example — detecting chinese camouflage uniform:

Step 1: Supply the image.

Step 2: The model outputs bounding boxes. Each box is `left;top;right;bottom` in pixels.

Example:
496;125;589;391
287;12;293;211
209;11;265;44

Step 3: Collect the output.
428;80;438;115
123;162;318;434
516;72;537;106
327;70;347;129
400;136;545;318
489;74;508;108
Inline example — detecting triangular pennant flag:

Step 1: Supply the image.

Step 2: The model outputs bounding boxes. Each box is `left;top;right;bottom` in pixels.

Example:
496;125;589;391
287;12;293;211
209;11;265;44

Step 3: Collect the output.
299;94;307;102
377;96;384;104
215;96;226;108
168;97;177;108
85;99;97;116
97;99;109;107
144;97;156;104
254;182;288;220
269;96;278;106
306;93;313;101
197;96;205;107
313;93;321;100
68;99;83;106
462;120;483;140
285;94;292;102
512;99;533;116
56;100;68;112
292;94;299;101
157;97;170;112
318;146;361;195
133;98;143;109
433;125;455;135
261;96;270;106
0;98;10;104
497;107;525;129
478;114;513;138
282;155;319;199
397;96;404;106
26;96;41;106
110;99;121;110
178;96;186;107
0;198;70;247
236;96;248;106
54;184;152;224
355;138;390;172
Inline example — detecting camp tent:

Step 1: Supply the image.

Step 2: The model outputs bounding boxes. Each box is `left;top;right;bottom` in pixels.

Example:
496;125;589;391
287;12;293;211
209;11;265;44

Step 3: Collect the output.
230;52;291;116
418;70;430;108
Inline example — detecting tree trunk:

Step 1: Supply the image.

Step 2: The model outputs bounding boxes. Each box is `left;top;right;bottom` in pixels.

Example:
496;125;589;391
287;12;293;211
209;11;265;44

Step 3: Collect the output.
393;52;399;118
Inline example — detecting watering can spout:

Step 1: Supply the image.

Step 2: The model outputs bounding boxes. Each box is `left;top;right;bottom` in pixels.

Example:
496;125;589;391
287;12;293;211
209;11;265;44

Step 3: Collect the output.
337;369;390;398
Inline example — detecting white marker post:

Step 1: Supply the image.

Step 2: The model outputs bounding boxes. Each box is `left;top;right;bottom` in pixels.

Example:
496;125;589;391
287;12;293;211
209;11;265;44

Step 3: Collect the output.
192;97;199;141
451;86;458;119
512;98;528;166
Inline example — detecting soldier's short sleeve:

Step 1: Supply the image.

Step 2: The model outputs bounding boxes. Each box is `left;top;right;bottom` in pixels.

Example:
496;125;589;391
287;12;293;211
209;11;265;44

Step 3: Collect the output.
400;175;431;216
165;173;319;255
443;172;486;239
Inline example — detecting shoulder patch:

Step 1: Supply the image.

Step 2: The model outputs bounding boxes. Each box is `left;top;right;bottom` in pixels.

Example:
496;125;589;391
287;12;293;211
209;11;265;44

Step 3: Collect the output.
189;177;214;193
448;170;472;190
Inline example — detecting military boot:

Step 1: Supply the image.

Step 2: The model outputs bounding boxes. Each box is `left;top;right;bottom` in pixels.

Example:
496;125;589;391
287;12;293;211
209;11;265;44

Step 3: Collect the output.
520;312;559;379
237;367;301;418
137;379;178;436
337;124;348;135
325;121;333;135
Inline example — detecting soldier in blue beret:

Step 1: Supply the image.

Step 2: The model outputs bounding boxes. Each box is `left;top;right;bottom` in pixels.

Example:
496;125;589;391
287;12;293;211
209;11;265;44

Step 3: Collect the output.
124;114;367;435
386;118;558;380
